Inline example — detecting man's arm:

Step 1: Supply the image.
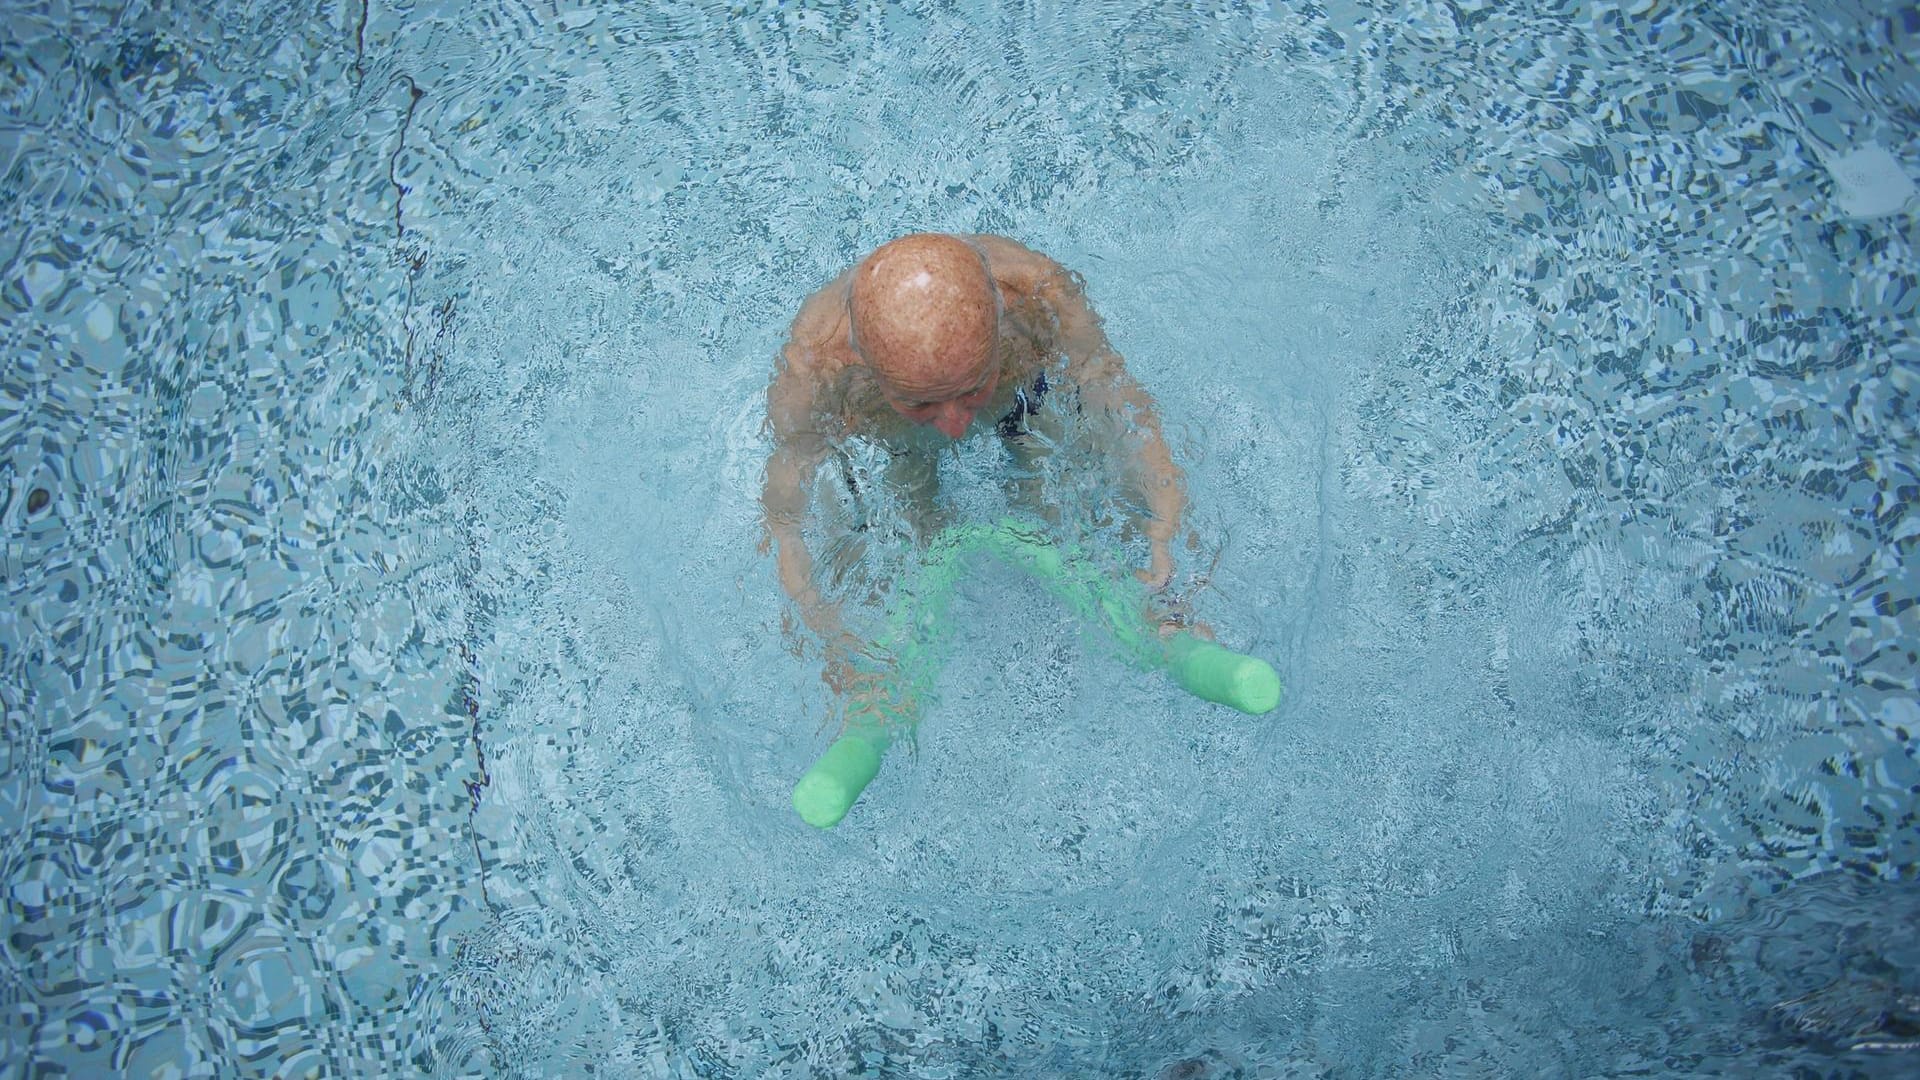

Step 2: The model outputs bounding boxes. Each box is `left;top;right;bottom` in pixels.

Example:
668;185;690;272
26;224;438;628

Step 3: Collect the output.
761;284;857;649
976;237;1187;588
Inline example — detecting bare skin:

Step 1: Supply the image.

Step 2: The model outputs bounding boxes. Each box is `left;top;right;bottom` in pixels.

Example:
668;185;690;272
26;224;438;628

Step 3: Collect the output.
760;233;1186;676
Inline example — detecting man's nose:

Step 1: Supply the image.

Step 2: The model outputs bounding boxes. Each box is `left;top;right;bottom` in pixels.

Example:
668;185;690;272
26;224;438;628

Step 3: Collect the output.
933;403;973;439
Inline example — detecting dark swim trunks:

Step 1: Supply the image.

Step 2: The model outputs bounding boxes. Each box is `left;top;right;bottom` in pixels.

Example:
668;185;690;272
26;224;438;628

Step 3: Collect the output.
996;370;1050;439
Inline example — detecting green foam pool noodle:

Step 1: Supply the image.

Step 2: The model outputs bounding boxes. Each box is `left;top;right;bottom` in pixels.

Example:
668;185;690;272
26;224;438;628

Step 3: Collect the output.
792;732;887;829
791;519;1283;827
1163;634;1283;714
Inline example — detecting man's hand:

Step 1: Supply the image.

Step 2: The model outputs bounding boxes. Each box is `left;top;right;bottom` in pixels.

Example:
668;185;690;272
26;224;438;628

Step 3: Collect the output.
820;634;868;695
828;645;914;737
1137;537;1176;592
1146;585;1214;641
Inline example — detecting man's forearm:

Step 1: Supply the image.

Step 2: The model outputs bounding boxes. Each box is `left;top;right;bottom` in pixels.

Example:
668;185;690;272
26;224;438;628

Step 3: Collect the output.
763;445;851;646
1117;377;1186;580
1134;416;1184;542
772;521;847;645
1070;343;1187;540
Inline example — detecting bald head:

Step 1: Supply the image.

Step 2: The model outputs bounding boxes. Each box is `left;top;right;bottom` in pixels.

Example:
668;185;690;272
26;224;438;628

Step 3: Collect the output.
850;234;999;400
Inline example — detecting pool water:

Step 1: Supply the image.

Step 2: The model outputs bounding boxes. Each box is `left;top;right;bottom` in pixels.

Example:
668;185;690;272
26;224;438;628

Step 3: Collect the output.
3;0;1916;1076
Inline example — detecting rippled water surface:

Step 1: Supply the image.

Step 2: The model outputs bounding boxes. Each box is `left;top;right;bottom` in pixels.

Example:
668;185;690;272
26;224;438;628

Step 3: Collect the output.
4;0;1917;1076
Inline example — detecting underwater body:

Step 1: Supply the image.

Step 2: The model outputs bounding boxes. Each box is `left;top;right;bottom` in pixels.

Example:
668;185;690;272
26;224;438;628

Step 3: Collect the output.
2;0;1917;1076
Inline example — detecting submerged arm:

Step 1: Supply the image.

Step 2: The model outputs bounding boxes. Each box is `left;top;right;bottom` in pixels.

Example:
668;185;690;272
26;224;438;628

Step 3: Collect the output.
760;352;851;649
1023;255;1187;588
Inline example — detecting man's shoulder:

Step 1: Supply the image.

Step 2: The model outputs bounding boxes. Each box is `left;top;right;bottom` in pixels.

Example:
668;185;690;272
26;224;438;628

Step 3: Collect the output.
969;233;1042;258
784;271;857;379
971;233;1051;270
970;234;1073;300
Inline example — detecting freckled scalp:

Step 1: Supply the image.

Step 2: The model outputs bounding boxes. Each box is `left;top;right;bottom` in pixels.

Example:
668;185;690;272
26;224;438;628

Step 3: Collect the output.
851;233;998;396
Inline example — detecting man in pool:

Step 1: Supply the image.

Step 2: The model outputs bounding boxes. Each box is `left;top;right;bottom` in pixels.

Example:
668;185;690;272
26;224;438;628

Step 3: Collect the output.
760;233;1188;681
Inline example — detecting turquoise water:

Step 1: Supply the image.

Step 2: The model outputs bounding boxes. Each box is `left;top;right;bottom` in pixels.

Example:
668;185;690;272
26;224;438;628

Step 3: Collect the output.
3;0;1916;1076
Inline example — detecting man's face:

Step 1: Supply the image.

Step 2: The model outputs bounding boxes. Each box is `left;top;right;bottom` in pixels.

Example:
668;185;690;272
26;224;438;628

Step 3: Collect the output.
881;361;999;439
